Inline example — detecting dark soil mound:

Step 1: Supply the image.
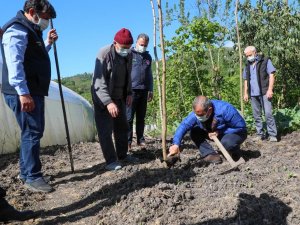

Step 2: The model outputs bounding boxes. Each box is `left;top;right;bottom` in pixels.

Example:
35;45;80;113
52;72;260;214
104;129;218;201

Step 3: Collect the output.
1;131;299;225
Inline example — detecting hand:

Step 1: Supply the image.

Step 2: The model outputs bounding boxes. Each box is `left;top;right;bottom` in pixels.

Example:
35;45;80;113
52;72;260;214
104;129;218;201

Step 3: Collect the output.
126;95;132;106
244;93;249;102
167;145;180;157
147;91;153;102
47;29;58;44
19;95;35;112
266;89;273;99
208;131;218;140
107;102;119;118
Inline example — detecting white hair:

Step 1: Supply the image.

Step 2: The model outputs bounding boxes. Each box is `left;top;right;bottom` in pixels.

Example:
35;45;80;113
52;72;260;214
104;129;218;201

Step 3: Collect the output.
244;46;256;54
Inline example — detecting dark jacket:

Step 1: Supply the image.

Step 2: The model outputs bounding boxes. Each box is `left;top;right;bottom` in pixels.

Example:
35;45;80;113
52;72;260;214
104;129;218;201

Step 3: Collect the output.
172;100;247;145
1;10;51;96
130;48;153;91
245;55;270;96
91;44;132;108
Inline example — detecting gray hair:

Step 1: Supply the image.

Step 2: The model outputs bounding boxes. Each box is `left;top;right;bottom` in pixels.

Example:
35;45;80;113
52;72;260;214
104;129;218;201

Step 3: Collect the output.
137;33;149;42
192;96;212;111
244;46;256;54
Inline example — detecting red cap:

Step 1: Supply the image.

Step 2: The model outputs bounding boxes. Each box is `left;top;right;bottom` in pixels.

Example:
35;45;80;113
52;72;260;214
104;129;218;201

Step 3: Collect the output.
114;28;133;45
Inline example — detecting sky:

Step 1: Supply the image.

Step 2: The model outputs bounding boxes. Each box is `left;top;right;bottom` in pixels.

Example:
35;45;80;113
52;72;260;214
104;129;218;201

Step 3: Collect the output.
0;0;190;78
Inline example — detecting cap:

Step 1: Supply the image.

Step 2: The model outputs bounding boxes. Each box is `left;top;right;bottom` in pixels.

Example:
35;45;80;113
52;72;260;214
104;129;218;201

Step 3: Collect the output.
114;28;133;45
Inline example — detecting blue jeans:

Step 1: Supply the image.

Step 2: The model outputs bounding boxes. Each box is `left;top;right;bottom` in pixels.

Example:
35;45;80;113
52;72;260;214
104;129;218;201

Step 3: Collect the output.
250;95;277;137
190;126;247;157
126;89;148;144
4;94;45;182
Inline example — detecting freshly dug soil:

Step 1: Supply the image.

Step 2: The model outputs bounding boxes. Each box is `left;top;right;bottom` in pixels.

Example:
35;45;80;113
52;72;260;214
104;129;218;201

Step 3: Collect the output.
0;131;299;225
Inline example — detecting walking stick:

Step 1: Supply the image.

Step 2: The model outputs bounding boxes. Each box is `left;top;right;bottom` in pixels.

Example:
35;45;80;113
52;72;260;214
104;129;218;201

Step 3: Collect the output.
50;20;74;173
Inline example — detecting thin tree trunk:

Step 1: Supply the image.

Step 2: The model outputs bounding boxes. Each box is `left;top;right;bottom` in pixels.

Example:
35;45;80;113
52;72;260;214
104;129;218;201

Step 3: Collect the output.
150;0;163;125
235;0;244;115
207;0;220;99
157;0;167;160
191;55;204;95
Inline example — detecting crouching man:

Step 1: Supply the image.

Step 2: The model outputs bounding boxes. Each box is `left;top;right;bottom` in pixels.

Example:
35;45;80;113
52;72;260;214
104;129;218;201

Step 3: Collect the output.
168;96;247;163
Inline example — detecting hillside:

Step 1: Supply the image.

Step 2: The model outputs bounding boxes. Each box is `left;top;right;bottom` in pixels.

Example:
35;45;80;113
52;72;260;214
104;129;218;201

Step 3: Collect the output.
56;73;93;103
1;132;299;224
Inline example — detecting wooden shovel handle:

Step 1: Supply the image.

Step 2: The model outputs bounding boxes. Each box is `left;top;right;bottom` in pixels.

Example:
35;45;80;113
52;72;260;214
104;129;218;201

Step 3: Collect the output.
211;135;236;165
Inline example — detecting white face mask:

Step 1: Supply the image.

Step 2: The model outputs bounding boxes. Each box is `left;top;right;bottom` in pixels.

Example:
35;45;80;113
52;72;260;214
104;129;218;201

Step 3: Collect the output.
247;55;255;62
32;15;49;31
116;47;129;57
196;114;209;122
136;44;147;53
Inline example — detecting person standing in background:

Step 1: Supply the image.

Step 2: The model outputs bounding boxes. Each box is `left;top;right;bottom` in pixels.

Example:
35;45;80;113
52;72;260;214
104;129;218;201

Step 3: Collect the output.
243;46;278;142
127;33;153;150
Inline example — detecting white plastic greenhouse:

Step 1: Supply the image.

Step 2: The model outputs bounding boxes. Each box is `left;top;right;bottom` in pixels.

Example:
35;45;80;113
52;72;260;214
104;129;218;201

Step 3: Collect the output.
0;58;96;155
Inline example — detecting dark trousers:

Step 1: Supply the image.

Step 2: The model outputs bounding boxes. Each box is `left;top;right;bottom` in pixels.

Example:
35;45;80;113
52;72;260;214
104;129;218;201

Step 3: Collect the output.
190;126;247;157
126;89;148;144
4;94;44;182
94;99;128;164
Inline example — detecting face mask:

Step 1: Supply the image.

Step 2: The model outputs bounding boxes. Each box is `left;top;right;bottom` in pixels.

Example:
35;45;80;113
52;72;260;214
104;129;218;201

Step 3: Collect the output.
195;114;209;122
32;14;49;31
116;47;129;57
247;55;255;63
136;45;147;53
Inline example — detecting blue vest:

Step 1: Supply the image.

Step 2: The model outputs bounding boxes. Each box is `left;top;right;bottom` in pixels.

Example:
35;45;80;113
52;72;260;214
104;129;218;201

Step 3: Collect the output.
1;11;51;96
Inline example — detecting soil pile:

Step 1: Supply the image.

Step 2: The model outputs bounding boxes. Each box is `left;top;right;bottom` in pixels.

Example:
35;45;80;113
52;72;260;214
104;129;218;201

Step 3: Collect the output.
0;131;299;225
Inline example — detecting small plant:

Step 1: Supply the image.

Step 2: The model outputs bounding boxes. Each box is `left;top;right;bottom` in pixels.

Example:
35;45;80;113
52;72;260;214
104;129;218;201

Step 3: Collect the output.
287;171;297;179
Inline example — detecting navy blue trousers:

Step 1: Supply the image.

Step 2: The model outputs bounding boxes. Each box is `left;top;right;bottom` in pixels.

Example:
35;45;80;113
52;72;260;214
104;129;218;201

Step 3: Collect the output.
126;89;148;144
190;126;247;157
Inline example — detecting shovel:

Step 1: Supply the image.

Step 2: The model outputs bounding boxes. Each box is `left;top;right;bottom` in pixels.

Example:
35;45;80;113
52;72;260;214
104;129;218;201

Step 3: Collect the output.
211;136;245;169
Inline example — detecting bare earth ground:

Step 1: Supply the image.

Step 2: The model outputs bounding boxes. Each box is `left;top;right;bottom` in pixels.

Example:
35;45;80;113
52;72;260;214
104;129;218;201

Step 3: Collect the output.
0;131;299;225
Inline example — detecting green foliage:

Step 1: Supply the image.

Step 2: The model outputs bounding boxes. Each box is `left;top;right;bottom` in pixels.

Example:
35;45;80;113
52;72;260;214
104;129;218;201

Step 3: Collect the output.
236;0;300;108
274;106;300;134
55;73;93;103
243;105;300;135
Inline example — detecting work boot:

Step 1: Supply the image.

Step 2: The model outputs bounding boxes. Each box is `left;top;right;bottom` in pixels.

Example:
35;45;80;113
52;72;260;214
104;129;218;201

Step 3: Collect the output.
24;178;54;193
0;198;38;222
253;134;266;141
18;174;52;184
203;154;222;164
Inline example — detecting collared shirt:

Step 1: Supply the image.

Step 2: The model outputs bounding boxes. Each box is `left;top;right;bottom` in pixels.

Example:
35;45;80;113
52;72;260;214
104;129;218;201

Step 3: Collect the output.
2;23;51;95
242;59;276;96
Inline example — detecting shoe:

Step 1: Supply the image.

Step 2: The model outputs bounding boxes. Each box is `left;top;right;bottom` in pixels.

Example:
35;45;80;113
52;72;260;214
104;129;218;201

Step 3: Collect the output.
128;144;132;151
253;134;265;141
203;154;222;164
18;175;51;184
121;154;139;163
137;141;146;149
105;161;122;171
24;178;54;193
0;199;38;222
269;136;278;142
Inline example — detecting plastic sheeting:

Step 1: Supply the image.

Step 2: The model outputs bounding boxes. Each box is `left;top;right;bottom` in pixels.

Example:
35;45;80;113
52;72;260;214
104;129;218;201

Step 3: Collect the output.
0;74;96;154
